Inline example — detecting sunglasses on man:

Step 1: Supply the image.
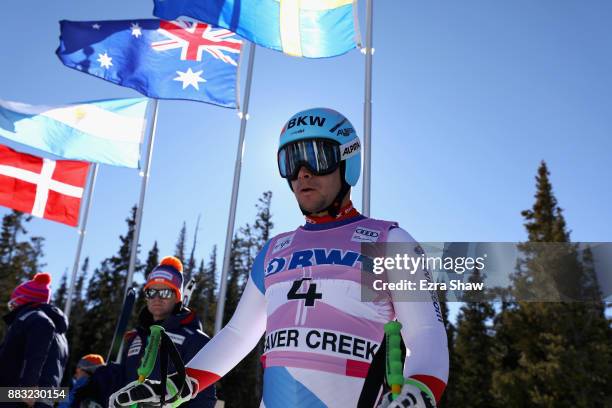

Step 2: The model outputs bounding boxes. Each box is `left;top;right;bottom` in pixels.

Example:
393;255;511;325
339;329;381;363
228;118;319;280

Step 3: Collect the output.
144;288;174;299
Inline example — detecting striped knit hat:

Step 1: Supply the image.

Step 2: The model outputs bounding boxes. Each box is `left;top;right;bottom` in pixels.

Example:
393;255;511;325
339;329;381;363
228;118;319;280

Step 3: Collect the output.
10;273;52;308
144;256;184;301
77;354;105;374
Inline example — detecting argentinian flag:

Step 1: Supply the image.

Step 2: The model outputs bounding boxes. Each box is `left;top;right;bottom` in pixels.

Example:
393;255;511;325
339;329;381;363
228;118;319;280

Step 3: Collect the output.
0;98;149;168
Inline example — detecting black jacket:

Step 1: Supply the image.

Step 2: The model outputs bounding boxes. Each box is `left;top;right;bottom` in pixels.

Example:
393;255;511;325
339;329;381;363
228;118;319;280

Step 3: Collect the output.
0;303;69;389
85;306;216;408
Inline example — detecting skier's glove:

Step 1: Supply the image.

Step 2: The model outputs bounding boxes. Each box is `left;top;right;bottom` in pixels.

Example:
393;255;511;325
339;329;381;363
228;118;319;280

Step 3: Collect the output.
109;373;198;408
377;380;437;408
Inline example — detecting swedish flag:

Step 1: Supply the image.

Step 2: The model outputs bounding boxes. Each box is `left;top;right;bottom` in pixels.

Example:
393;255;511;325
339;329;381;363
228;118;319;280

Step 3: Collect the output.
153;0;360;58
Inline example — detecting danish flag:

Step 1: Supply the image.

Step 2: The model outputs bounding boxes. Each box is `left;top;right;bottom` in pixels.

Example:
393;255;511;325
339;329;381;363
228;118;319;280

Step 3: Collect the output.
0;145;90;227
152;20;242;66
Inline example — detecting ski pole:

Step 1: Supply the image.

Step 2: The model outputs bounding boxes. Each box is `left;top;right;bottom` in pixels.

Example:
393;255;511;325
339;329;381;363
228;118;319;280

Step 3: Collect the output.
384;321;404;399
138;325;164;382
107;288;137;362
182;278;196;308
130;325;163;408
132;325;187;408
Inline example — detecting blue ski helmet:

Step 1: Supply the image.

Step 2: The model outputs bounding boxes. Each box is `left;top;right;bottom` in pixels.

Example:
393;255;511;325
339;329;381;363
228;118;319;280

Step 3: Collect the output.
278;108;361;186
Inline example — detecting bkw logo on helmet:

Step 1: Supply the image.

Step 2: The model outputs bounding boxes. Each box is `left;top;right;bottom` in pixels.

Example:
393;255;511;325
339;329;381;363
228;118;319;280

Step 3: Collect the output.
286;115;327;129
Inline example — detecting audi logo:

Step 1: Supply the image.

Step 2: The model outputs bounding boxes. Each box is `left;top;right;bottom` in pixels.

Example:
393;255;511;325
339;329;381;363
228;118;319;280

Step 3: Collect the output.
356;229;379;237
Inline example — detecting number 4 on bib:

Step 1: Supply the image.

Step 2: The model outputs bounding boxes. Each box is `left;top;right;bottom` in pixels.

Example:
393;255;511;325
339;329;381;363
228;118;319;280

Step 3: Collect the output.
287;278;323;307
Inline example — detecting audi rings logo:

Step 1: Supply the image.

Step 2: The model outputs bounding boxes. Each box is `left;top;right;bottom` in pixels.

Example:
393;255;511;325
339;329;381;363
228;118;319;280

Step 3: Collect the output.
351;227;381;243
356;228;379;238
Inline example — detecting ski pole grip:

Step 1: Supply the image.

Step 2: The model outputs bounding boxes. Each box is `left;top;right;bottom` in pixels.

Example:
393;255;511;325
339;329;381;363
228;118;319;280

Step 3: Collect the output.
138;325;164;382
384;321;404;399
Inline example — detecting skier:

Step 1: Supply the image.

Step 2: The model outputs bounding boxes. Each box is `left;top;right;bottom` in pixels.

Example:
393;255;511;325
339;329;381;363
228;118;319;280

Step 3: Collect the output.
0;273;69;407
75;257;216;408
110;108;449;407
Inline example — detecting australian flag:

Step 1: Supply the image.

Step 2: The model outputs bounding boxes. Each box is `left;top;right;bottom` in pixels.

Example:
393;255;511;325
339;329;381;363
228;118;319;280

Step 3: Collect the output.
57;19;242;108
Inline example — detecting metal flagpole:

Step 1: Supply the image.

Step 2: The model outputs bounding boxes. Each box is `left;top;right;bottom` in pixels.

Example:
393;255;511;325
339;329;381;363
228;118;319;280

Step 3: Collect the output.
124;98;160;296
64;163;99;319
362;0;374;216
214;42;256;334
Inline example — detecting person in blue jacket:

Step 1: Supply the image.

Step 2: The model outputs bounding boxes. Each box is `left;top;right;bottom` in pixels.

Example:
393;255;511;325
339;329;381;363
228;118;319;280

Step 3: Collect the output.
58;354;105;408
74;256;216;408
0;273;69;408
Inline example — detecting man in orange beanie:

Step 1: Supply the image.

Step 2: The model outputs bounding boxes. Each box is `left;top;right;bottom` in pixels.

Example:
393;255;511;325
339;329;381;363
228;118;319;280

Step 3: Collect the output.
73;257;216;408
0;273;69;407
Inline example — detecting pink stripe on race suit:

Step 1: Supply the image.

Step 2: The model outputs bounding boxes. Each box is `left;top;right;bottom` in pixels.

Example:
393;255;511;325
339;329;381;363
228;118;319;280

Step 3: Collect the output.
266;299;298;331
266;301;385;342
265;265;367;288
263;350;371;378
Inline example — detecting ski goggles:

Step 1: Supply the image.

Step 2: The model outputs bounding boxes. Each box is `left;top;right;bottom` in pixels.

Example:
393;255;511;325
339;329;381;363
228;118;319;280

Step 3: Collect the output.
144;288;174;300
278;139;342;180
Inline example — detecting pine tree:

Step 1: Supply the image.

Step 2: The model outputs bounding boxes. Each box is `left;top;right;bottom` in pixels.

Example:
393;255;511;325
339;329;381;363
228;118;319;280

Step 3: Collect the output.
445;269;494;408
184;216;201;282
254;191;273;244
62;258;90;383
187;260;208;324
0;212;28;274
144;241;160;279
520;162;569;244
222;235;247;326
180;242;219;336
0;212;45;281
214;234;247;406
491;161;612;407
18;235;45;280
78;206;141;359
436;287;455;407
54;271;69;311
203;246;218;334
174;222;187;264
132;241;160;325
0;211;45;339
218;192;274;407
252;191;273;402
218;233;256;408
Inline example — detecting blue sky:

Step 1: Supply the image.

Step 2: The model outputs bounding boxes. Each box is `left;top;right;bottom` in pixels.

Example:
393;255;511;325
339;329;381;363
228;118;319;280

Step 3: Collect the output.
1;1;611;309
